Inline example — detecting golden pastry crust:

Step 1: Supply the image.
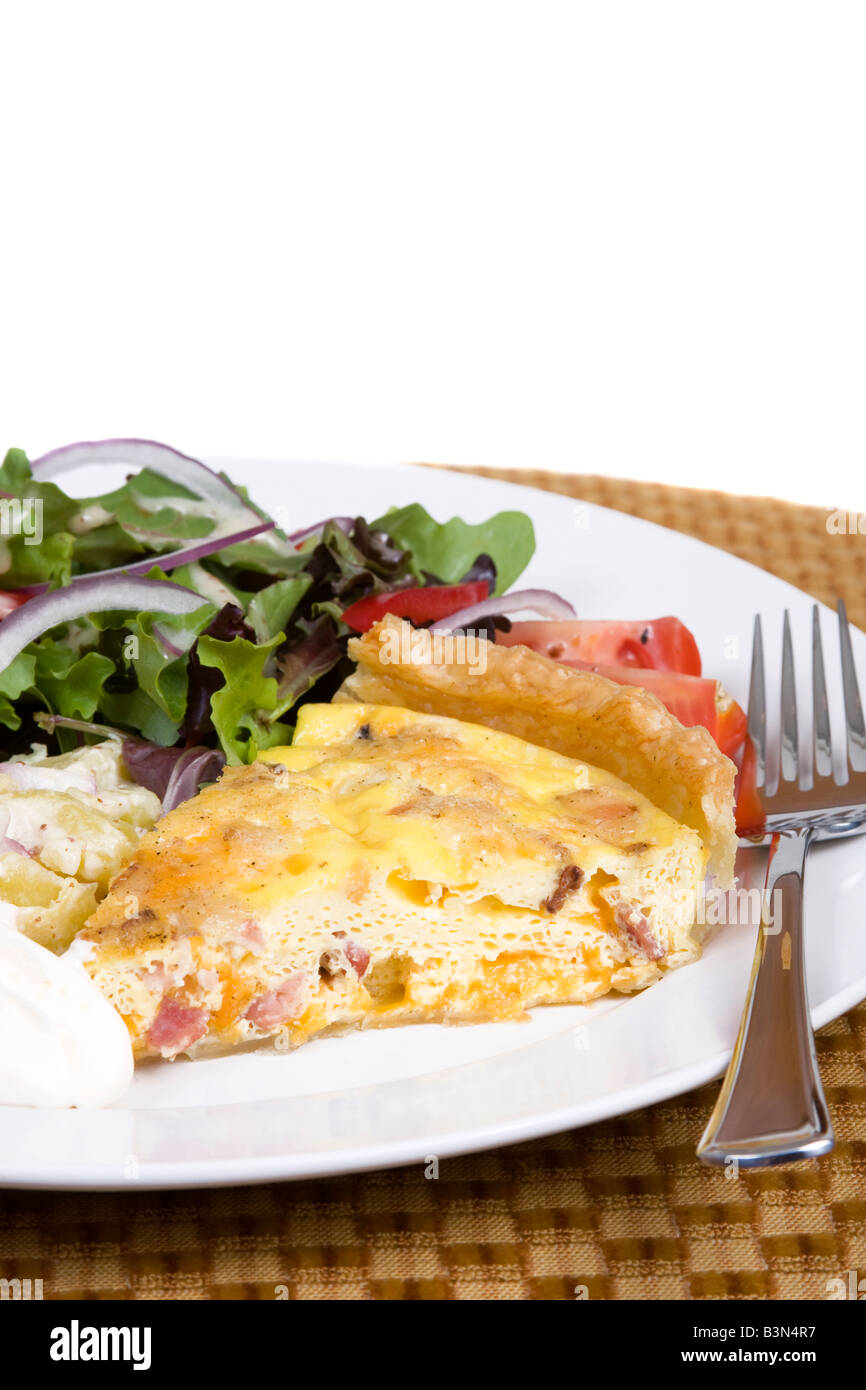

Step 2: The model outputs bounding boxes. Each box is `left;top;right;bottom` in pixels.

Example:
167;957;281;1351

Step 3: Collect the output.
337;616;737;885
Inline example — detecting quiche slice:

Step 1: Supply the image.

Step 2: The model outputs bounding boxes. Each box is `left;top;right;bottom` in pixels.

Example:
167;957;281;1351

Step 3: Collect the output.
78;701;719;1060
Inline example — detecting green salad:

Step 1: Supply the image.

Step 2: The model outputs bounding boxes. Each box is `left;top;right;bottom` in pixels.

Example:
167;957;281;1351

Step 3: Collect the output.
0;439;540;801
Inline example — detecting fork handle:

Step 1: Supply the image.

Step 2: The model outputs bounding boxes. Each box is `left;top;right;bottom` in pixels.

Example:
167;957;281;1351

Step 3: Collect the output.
697;829;834;1167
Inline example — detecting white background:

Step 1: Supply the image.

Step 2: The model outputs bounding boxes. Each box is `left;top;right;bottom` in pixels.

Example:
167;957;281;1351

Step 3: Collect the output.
1;2;863;507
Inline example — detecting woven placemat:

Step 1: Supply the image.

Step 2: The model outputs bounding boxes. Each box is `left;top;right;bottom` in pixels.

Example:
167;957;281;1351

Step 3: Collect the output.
2;467;865;1302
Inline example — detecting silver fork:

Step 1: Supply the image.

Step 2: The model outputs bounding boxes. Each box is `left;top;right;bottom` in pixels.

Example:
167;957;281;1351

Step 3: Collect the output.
697;600;866;1167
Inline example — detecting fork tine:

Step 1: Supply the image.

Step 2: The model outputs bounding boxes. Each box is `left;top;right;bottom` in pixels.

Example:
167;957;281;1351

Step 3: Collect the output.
812;605;833;779
747;614;767;787
780;609;799;783
838;598;866;771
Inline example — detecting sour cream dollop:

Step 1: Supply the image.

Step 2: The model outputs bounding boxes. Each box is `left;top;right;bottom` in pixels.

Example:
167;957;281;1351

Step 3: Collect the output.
0;931;133;1107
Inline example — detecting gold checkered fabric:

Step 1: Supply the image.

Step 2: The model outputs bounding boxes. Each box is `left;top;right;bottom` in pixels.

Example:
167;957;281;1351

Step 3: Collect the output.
1;467;864;1301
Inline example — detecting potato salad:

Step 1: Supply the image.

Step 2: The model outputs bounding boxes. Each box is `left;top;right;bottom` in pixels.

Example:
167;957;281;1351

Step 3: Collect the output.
0;741;161;951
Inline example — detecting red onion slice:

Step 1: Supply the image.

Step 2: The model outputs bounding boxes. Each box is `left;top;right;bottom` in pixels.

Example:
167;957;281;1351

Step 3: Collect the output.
151;624;186;658
287;516;353;545
0;837;30;856
0;807;34;856
2;518;276;599
0;574;208;675
430;588;577;634
24;440;277;588
31;438;257;518
80;517;275;584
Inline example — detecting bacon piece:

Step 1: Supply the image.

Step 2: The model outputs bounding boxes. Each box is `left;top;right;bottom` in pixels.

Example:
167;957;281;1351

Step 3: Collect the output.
542;865;584;914
245;971;307;1031
613;900;663;960
146;997;209;1056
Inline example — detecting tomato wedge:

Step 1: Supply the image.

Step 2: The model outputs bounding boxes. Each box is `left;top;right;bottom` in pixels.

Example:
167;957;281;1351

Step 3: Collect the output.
0;590;29;620
716;688;748;763
735;737;764;835
495;618;746;755
499;618;702;675
557;658;747;758
341;581;490;633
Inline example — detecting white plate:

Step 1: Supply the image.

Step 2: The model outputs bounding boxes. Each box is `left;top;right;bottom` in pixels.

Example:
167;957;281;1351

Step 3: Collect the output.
3;461;865;1189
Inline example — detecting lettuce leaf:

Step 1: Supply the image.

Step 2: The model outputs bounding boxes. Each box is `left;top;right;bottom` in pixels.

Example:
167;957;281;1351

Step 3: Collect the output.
32;642;116;721
0;652;37;730
195;632;292;764
246;575;311;643
370;504;534;593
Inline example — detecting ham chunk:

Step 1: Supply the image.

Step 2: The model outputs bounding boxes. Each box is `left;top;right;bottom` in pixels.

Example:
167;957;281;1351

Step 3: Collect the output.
612;900;663;960
324;932;370;979
146;997;209;1057
245;971;307;1030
